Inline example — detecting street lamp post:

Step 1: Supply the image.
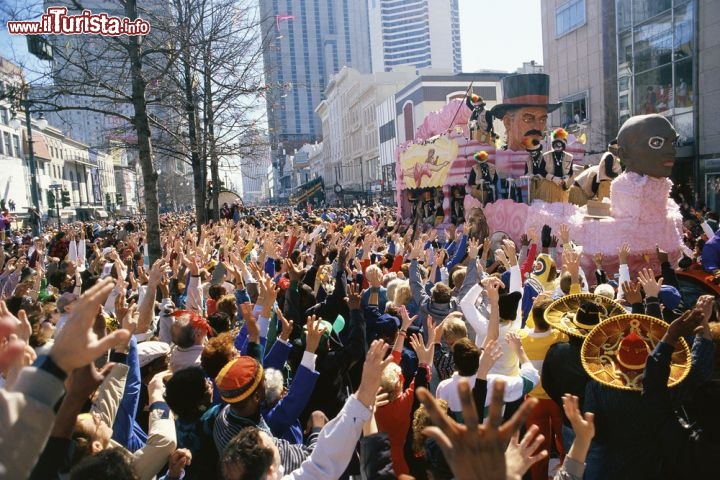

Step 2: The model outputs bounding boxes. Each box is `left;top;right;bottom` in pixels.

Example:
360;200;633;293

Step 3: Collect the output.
9;102;47;236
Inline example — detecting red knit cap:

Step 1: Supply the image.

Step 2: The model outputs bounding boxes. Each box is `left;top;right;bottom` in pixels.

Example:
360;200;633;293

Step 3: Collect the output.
215;356;264;403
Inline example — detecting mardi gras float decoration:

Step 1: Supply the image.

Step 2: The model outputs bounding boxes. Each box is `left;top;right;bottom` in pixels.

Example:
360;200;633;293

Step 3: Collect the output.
395;73;687;278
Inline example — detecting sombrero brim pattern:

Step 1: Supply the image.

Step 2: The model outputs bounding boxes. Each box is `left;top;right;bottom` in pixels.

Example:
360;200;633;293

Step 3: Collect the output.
581;314;691;392
544;293;626;338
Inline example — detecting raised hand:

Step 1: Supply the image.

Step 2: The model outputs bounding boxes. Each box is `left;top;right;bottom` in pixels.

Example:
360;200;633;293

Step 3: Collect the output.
481;237;492;260
637;268;663;298
593;252;604;269
276;306;294;342
416;380;539;480
398;305;417;330
505;425;548;480
519;234;529;247
477;339;503;378
409;332;435;365
355;340;393;409
50;278;131;375
559;224;571;246
305;315;325;354
467;237;481;259
621;280;642;305
482;276;504;305
562;249;580;282
502;239;518;266
664;309;703;345
494;249;510;269
120;302;139;336
345;282;362;311
656;245;669;265
285;258;305;282
410;239;425;260
148;259;167;285
618;243;631;265
562;394;594;445
505;331;523;355
527;227;538;246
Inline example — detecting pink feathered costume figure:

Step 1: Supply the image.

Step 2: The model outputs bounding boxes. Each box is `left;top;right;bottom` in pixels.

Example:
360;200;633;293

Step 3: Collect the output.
476;114;687;278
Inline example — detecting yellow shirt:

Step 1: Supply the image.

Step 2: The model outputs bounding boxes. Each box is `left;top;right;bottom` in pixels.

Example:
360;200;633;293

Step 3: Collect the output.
519;329;569;399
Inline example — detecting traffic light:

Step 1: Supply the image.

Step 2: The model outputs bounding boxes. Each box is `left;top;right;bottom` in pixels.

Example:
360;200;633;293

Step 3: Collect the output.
61;189;71;207
116;193;123;205
105;193;111;206
207;181;214;197
47;190;55;210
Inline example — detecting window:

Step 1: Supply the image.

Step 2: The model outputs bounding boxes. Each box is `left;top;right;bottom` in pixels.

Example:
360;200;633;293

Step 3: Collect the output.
633;0;672;25
619;94;629;111
616;0;632;31
12;135;21;158
634;64;672;114
379;120;395;143
556;0;586;37
3;133;12;157
403;103;414;142
560;92;589;127
0;108;7;126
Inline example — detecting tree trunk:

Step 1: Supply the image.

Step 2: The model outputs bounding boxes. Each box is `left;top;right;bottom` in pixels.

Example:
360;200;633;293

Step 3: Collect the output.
177;0;206;226
204;47;220;221
127;0;161;263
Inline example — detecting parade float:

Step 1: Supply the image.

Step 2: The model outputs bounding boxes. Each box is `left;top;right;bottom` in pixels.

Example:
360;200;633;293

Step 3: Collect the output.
394;73;688;277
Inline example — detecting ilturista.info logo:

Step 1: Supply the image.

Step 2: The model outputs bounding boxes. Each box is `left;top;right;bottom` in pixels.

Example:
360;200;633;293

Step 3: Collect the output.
7;7;150;36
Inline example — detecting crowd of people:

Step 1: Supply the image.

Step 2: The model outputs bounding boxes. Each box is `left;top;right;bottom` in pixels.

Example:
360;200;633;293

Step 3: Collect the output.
0;199;718;480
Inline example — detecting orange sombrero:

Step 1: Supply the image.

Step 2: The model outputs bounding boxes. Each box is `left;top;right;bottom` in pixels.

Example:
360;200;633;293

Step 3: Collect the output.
581;314;691;391
544;293;626;338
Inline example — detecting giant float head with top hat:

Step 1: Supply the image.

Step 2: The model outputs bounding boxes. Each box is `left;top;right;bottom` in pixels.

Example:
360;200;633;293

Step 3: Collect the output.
491;73;562;152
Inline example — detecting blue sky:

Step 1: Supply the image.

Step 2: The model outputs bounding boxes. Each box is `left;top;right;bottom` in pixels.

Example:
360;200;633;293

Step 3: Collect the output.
2;0;545;76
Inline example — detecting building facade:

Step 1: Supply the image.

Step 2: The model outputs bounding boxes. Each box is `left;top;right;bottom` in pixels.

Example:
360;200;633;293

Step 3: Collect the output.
541;0;720;207
394;72;506;145
368;0;462;73
259;0;373;199
0;56;35;215
541;0;618;163
240;151;272;206
316;67;415;205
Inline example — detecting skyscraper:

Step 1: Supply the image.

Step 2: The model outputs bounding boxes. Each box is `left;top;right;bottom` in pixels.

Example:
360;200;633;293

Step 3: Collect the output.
368;0;462;73
541;0;720;211
260;0;372;188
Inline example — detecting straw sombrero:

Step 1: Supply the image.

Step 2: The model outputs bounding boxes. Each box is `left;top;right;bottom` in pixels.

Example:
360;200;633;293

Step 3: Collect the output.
544;293;626;338
581;314;691;391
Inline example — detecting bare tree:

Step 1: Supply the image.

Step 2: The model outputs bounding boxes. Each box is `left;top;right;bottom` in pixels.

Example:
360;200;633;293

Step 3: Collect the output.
154;0;269;223
1;0;184;262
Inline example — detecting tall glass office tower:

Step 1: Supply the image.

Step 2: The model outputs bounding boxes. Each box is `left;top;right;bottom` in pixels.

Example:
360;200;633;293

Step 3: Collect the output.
368;0;462;73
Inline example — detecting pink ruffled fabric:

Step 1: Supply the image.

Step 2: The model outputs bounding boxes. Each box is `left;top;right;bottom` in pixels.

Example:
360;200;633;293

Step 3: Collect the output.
479;172;687;277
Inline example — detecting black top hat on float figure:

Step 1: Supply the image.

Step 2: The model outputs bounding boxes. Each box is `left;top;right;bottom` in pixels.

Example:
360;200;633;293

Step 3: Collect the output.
490;73;563;119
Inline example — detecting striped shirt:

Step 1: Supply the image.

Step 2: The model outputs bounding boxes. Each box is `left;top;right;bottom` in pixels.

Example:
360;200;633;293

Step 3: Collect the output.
213;405;318;472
